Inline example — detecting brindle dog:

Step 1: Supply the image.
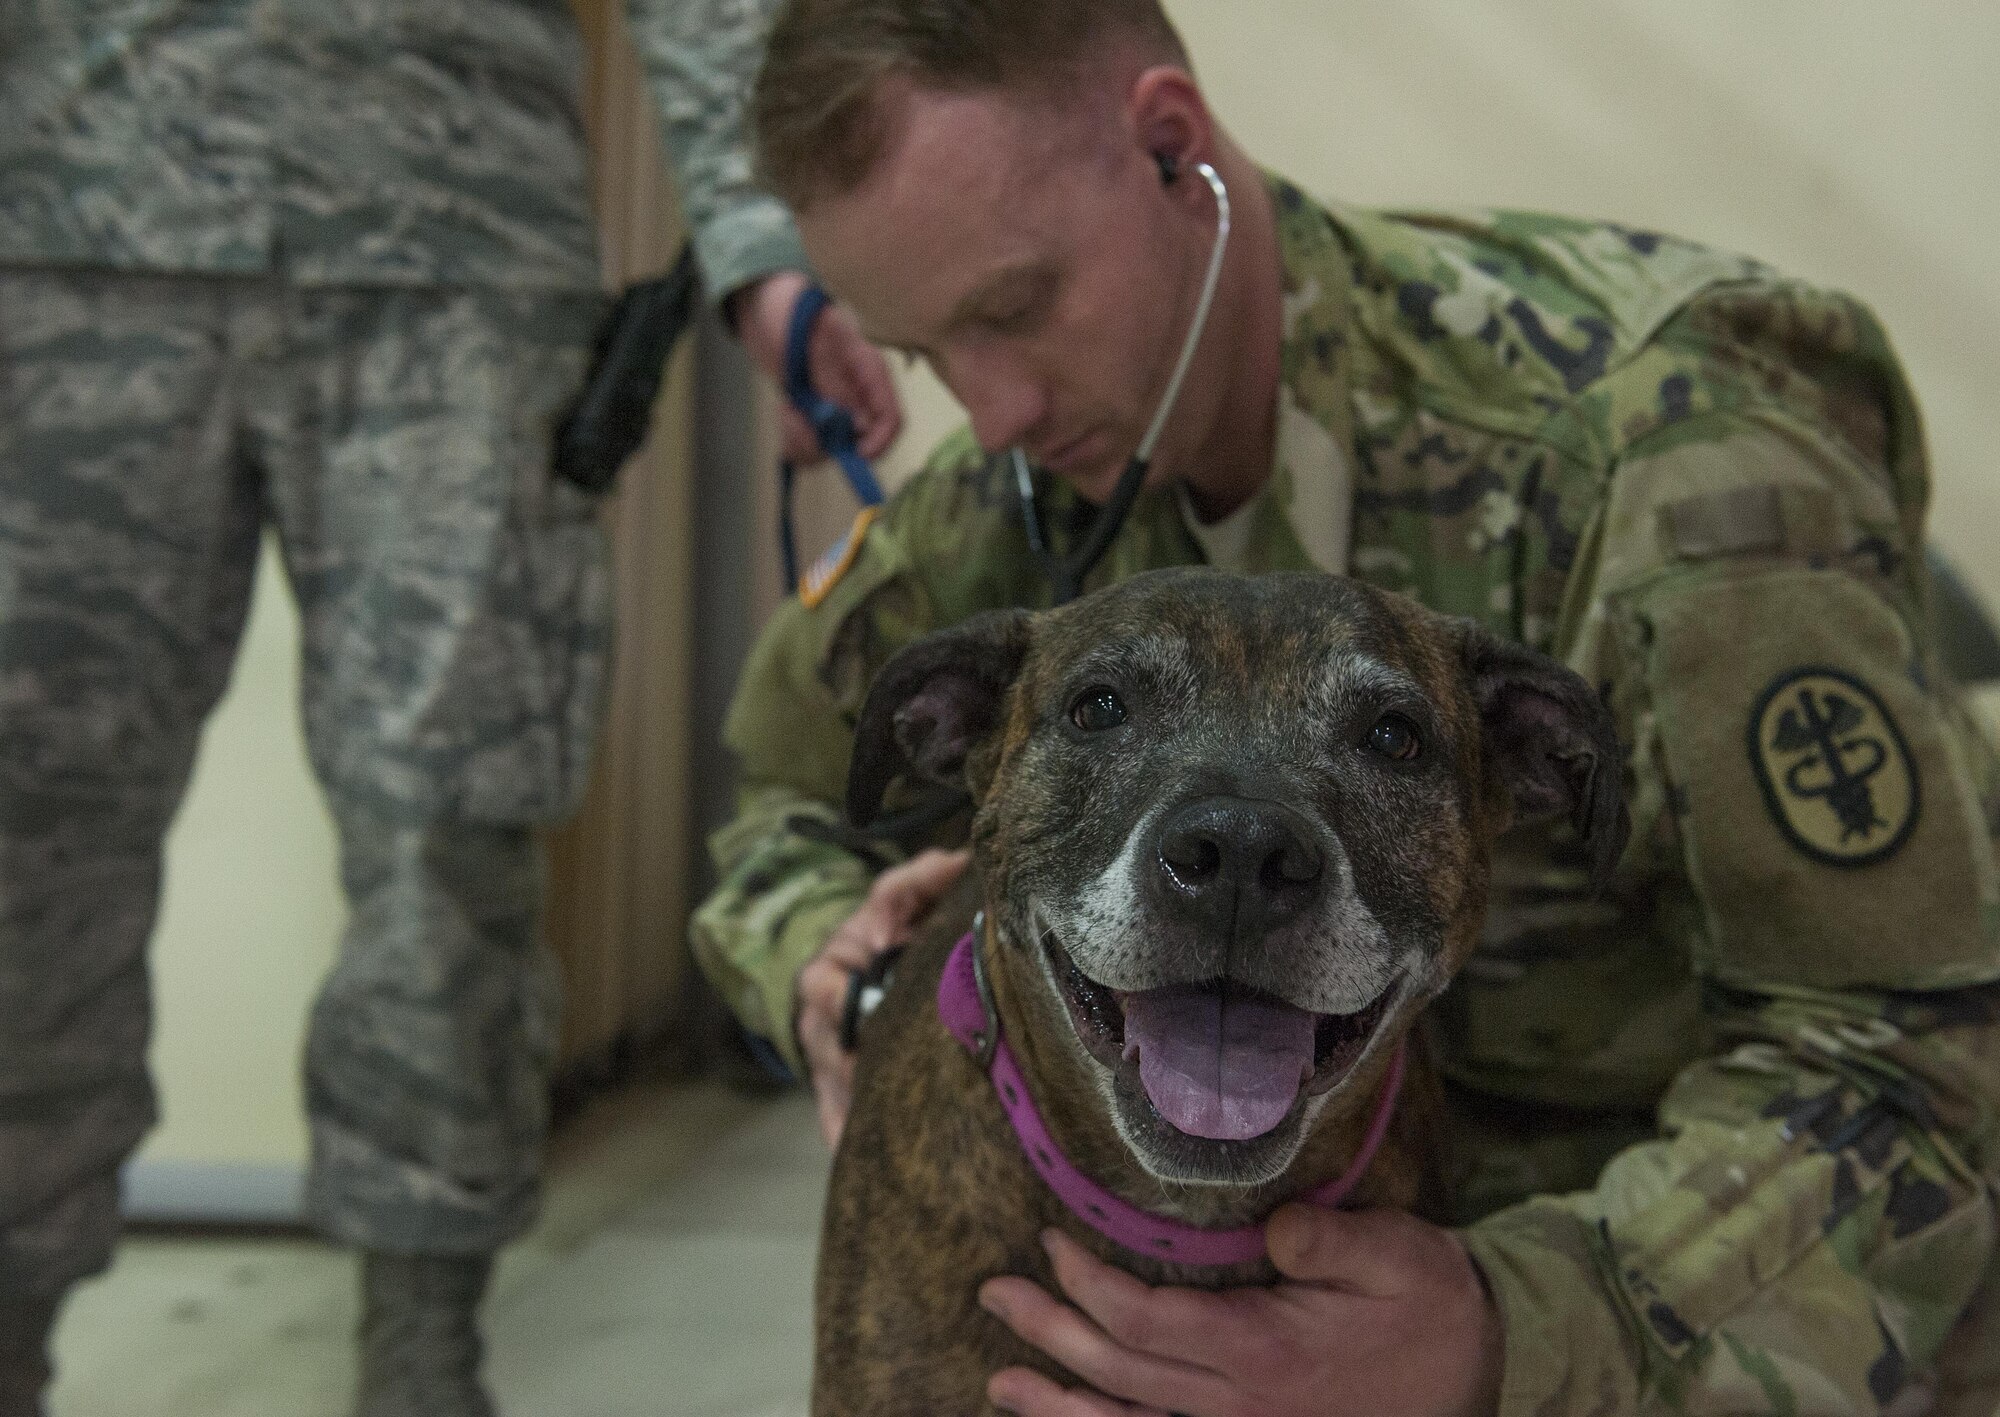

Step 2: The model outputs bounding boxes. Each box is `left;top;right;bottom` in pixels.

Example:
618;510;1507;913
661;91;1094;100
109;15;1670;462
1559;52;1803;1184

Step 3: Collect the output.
818;567;1626;1414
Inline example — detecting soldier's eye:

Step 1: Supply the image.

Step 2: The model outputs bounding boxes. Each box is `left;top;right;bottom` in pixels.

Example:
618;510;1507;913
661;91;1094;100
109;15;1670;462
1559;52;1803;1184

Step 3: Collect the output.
1070;687;1127;732
1366;714;1421;762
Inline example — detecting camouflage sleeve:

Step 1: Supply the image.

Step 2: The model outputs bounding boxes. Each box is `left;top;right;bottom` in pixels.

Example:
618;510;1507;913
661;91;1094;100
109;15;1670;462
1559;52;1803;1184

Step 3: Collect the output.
690;783;883;1078
1464;984;2000;1413
623;0;810;305
687;578;899;1075
689;449;992;1071
1463;284;2000;1413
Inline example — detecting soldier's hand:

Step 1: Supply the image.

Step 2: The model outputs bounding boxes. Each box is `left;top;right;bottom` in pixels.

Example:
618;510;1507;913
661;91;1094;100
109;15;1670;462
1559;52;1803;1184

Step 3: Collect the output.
979;1210;1504;1417
729;270;904;466
795;848;970;1148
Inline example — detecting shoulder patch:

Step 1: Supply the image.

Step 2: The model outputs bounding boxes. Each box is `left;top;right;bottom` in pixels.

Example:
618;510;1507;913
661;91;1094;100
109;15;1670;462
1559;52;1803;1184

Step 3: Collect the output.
1748;666;1919;868
799;506;881;610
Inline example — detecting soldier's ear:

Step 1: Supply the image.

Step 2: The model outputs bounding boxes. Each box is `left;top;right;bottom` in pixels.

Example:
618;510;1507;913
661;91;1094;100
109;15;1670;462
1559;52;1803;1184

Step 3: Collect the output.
846;609;1034;827
1462;625;1630;889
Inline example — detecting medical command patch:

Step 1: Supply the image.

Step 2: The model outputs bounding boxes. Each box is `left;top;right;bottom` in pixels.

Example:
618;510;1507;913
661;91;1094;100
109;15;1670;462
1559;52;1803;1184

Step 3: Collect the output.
1748;666;1919;867
799;506;880;610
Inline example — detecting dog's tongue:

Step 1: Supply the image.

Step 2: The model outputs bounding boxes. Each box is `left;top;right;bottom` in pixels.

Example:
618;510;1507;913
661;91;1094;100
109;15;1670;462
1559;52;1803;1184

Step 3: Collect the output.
1119;985;1315;1141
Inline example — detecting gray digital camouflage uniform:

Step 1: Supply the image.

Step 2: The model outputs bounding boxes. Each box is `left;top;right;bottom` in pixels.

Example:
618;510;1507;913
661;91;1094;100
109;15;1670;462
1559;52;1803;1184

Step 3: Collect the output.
0;0;798;1302
695;174;2000;1412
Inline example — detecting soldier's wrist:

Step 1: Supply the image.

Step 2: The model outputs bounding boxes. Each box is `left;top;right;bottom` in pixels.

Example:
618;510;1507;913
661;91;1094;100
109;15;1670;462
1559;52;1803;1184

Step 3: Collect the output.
1458;1204;1643;1417
766;897;865;1077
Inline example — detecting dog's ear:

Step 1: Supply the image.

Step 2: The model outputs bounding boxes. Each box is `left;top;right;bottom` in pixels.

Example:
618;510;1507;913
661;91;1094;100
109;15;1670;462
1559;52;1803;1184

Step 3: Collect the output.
846;609;1034;827
1462;626;1630;889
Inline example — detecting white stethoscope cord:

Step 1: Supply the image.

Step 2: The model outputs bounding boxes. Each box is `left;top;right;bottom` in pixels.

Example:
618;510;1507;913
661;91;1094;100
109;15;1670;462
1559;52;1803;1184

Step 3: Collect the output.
1136;159;1233;465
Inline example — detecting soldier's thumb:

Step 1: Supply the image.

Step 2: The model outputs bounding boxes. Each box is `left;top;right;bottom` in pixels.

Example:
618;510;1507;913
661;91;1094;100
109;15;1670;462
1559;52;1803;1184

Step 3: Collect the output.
881;848;970;918
1267;1204;1410;1292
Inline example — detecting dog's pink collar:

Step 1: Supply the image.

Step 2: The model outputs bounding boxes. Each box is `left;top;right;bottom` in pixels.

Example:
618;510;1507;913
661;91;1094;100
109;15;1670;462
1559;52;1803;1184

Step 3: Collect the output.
937;928;1406;1268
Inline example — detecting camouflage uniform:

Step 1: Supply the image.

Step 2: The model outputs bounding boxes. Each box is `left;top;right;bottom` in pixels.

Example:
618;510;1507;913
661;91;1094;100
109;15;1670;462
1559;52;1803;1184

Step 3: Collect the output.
0;0;798;1301
694;173;2000;1412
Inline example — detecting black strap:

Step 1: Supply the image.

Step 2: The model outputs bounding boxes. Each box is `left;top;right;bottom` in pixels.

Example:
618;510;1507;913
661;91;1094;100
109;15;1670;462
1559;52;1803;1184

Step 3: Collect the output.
552;244;700;494
839;945;905;1051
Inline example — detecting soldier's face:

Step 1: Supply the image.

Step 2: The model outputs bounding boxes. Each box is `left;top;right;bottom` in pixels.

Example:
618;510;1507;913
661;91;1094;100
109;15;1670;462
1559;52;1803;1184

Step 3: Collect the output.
798;80;1226;504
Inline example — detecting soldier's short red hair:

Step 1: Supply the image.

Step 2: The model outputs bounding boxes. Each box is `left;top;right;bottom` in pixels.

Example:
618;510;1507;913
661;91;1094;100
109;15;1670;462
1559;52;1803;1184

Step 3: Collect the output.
753;0;1190;210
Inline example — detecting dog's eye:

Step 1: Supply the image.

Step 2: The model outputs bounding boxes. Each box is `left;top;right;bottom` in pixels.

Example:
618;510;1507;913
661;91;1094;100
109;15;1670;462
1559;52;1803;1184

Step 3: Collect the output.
1366;714;1421;762
1070;687;1127;732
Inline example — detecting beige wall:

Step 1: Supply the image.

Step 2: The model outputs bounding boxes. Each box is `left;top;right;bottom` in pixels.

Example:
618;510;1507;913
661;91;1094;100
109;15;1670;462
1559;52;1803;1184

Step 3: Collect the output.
139;538;342;1179
880;1;2000;602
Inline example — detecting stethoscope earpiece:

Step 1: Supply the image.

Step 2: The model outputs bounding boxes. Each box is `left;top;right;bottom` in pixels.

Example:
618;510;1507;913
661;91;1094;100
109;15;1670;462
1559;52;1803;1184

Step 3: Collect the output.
1153;151;1180;186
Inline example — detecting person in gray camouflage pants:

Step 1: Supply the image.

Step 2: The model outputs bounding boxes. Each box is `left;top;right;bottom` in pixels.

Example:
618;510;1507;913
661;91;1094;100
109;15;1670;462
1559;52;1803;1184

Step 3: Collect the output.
0;274;607;1412
0;2;896;1414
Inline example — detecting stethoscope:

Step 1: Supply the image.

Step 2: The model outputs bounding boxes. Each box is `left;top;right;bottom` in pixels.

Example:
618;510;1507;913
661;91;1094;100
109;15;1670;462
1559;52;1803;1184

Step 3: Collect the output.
1012;154;1232;605
780;155;1232;608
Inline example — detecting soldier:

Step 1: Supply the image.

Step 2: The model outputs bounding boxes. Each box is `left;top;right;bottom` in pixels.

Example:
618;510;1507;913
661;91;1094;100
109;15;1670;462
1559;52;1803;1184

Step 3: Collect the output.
695;0;2000;1410
0;2;896;1415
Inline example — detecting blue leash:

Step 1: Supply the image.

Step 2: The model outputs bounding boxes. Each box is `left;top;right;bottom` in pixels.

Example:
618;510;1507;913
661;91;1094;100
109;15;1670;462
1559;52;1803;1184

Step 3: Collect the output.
779;284;886;592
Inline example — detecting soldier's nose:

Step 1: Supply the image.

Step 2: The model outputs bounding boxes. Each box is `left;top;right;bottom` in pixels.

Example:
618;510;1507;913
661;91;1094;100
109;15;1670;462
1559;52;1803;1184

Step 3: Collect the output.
1152;796;1323;938
950;350;1049;454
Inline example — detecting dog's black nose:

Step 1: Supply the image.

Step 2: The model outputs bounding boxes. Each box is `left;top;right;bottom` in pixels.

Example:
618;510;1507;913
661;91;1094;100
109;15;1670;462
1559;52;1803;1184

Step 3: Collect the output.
1154;796;1323;936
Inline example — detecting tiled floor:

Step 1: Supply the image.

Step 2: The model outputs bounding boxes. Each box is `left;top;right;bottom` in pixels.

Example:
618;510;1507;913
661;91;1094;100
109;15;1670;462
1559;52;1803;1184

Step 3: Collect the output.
49;1080;828;1417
